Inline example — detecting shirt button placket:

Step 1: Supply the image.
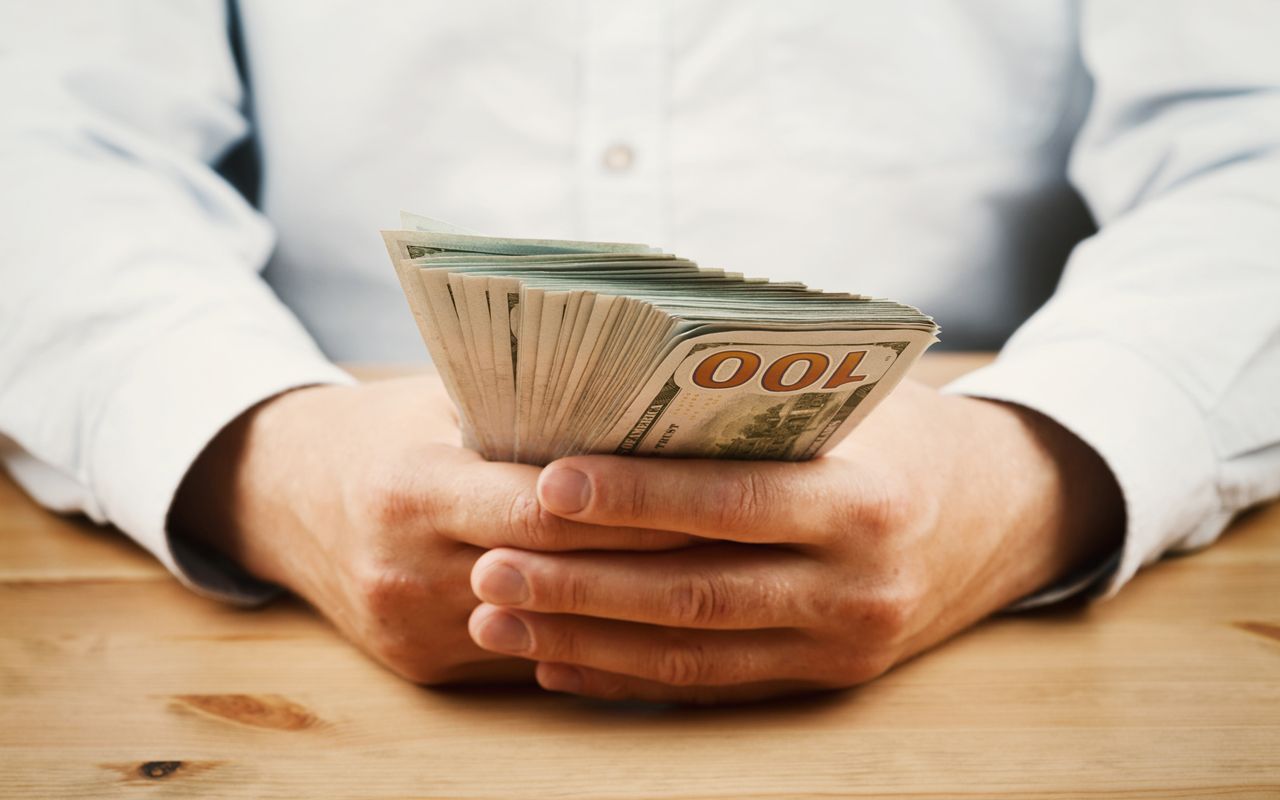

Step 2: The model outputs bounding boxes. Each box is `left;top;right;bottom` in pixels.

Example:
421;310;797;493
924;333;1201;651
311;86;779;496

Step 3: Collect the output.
577;1;667;244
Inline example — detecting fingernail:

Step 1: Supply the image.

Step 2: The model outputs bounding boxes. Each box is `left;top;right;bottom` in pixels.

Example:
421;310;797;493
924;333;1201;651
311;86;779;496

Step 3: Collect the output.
474;609;531;653
538;467;591;514
538;664;583;694
475;563;529;605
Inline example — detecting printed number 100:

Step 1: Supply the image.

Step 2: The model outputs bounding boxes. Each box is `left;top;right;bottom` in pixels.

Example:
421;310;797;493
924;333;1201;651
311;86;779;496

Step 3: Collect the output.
691;350;868;393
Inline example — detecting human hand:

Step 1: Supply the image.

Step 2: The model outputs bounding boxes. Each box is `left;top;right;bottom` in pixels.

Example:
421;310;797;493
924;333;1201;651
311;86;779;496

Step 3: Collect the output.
467;380;1124;702
172;375;693;685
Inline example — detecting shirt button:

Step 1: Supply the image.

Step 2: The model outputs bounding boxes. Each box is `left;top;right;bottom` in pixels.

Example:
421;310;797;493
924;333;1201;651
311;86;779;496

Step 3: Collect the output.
601;143;635;173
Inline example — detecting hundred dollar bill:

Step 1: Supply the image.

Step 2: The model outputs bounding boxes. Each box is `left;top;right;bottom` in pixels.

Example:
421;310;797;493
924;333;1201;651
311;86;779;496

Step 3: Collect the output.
591;329;932;460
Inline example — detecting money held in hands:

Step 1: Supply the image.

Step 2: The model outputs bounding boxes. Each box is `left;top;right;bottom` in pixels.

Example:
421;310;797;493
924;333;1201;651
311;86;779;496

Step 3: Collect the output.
383;213;939;465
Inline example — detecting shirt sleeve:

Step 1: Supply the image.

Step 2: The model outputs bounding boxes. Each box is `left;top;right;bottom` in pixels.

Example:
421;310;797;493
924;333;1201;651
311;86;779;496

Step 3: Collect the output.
947;0;1280;602
0;1;353;604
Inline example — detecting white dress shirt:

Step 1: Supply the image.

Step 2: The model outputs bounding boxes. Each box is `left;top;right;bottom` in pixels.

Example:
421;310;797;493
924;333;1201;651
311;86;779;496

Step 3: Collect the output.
2;1;1278;604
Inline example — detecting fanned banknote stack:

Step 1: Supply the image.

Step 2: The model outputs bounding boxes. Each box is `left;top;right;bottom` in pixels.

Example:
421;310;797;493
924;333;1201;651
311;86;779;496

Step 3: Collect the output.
384;213;938;465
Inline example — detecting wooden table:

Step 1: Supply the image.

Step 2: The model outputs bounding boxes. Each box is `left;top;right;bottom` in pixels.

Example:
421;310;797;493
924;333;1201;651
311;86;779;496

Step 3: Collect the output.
2;354;1277;799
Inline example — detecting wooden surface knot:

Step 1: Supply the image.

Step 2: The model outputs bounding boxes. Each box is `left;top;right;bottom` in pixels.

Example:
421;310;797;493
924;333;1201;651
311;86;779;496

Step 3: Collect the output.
1233;620;1280;644
138;761;183;780
99;759;222;785
171;693;322;731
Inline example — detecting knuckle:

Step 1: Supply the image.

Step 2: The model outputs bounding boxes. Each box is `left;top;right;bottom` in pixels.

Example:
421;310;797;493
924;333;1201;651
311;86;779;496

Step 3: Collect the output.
671;573;732;627
618;470;648;521
653;641;710;686
854;474;912;537
356;566;412;617
504;488;555;549
748;572;787;618
359;603;445;684
708;471;773;533
355;562;448;625
348;562;463;687
564;570;592;613
862;596;911;643
859;576;923;644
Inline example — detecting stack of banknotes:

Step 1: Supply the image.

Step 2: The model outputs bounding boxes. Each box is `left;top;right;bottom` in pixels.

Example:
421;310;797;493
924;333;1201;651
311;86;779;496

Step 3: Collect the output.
383;213;938;465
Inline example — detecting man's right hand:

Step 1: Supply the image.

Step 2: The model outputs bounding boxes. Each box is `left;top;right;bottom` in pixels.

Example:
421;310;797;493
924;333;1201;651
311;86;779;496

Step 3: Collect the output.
171;374;693;685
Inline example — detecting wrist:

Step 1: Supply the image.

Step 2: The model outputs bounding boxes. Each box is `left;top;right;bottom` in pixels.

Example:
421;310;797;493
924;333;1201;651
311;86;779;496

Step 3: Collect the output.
170;384;336;589
959;397;1125;604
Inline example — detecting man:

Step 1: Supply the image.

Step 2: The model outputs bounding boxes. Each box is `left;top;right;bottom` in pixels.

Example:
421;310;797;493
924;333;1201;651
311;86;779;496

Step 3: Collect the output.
2;1;1277;703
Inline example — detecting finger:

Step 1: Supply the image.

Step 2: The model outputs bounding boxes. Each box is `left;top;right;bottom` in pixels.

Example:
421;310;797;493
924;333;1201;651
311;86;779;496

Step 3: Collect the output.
471;544;824;629
535;455;848;543
429;455;700;551
535;663;829;705
468;604;823;687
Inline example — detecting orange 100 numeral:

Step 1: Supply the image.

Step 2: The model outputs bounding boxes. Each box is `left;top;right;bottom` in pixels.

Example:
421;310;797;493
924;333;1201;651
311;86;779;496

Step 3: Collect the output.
690;350;868;392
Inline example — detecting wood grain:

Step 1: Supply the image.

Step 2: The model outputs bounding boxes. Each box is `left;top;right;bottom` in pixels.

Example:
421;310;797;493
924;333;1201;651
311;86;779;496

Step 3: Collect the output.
2;353;1277;799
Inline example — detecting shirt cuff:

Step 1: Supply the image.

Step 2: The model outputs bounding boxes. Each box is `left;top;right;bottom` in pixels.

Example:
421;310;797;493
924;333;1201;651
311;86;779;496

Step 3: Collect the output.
88;319;354;606
944;338;1228;603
